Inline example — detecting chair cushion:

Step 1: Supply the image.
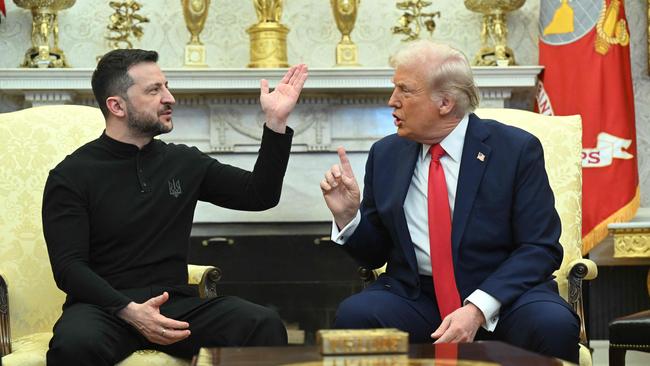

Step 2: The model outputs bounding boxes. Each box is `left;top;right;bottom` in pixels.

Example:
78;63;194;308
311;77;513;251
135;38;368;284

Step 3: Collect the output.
1;332;51;366
609;310;650;347
0;332;189;366
118;350;189;366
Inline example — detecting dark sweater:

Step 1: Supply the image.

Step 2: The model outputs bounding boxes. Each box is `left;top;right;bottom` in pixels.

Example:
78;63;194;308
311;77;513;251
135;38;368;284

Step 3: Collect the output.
42;125;292;314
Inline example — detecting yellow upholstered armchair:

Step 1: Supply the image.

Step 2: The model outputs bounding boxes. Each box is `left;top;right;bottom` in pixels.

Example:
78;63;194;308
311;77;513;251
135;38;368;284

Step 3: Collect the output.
0;105;221;366
359;108;598;365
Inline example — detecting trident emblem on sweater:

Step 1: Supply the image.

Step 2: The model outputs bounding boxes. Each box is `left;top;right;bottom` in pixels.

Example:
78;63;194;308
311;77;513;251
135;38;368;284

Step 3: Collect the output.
168;179;182;198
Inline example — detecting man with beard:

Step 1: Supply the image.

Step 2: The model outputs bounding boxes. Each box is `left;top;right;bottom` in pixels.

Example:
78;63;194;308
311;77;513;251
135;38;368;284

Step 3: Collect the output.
42;49;308;365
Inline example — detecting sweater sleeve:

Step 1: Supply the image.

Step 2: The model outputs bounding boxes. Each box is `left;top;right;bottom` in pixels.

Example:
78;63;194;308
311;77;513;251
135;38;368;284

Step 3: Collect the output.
198;124;293;210
42;170;132;314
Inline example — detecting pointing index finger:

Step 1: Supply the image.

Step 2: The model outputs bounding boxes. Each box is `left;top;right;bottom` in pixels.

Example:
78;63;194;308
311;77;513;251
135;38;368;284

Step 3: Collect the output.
337;147;354;178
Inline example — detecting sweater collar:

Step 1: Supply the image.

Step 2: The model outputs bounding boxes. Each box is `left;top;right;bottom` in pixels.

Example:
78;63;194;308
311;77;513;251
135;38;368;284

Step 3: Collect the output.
99;131;158;156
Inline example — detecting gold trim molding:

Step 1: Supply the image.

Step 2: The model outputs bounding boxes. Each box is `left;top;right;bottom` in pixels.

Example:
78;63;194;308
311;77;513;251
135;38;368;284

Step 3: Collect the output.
609;227;650;258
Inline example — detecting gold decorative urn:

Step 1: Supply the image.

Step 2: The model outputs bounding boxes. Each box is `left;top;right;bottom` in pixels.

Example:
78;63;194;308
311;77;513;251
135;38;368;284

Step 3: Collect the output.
14;0;76;68
246;0;289;68
182;0;210;67
330;0;361;67
464;0;525;66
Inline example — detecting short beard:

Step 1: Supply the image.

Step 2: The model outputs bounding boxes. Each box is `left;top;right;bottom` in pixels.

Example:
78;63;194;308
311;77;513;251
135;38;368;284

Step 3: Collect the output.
126;100;172;137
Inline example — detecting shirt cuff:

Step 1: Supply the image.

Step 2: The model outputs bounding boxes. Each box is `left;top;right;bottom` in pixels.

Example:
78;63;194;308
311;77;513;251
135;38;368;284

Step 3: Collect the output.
331;211;361;245
465;290;501;332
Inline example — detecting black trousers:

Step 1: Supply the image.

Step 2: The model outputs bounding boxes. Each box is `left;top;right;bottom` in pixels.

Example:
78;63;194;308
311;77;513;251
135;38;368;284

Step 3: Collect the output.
46;294;287;366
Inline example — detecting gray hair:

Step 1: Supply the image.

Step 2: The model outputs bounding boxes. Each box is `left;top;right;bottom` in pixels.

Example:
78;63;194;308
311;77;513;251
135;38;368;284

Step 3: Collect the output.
389;40;480;117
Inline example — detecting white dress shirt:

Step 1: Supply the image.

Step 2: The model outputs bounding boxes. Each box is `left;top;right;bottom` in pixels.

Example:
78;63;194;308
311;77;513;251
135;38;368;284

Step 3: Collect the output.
332;114;501;331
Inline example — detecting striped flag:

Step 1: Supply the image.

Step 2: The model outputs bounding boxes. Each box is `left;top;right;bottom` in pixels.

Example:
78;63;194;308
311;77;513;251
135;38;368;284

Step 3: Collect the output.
537;0;639;254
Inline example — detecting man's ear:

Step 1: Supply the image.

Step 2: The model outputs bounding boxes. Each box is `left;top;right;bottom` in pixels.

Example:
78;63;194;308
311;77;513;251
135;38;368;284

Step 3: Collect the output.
106;96;126;118
438;95;456;116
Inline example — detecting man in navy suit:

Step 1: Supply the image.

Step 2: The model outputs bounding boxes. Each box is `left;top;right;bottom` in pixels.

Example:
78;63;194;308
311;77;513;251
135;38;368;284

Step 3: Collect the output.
320;40;579;363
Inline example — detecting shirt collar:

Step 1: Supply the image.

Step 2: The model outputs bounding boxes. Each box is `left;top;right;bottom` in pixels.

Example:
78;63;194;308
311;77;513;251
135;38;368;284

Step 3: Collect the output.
421;113;470;162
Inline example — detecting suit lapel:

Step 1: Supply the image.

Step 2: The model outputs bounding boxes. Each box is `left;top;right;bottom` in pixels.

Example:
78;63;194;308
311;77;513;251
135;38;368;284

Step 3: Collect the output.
389;139;420;208
389;138;420;272
452;114;491;261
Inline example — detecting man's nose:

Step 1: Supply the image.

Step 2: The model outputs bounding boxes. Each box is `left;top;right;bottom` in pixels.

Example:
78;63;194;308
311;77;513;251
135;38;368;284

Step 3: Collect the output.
388;89;400;108
162;87;176;105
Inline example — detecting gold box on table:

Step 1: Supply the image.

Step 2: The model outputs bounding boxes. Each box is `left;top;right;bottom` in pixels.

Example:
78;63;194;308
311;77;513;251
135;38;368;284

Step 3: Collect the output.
316;329;409;355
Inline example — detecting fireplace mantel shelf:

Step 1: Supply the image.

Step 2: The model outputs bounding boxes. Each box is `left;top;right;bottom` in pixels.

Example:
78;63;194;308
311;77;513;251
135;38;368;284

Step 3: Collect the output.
0;66;542;95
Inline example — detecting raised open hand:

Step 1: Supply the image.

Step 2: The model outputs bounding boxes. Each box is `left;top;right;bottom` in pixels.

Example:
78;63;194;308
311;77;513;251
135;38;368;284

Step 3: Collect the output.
320;147;361;229
260;64;308;133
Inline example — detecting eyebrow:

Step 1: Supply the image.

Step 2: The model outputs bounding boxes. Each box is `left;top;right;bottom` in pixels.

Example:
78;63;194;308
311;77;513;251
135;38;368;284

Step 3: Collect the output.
392;80;410;89
144;81;168;92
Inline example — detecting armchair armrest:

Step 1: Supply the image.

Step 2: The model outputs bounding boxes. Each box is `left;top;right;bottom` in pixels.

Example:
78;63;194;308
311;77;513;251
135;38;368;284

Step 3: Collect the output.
358;264;387;288
0;271;11;357
188;265;222;299
566;258;598;347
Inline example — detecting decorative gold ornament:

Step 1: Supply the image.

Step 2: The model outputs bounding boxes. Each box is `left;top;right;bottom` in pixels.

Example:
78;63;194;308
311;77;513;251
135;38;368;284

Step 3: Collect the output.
595;0;629;55
105;0;149;50
464;0;525;66
391;0;440;42
330;0;361;67
246;0;289;68
609;226;650;258
14;0;76;68
182;0;210;67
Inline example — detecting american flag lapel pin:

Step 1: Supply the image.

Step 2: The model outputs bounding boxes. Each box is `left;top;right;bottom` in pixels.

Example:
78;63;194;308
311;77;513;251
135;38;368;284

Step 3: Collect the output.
477;152;485;162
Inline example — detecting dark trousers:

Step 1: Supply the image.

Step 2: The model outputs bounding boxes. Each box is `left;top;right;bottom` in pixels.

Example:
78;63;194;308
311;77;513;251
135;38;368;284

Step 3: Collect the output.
334;276;580;364
46;295;287;366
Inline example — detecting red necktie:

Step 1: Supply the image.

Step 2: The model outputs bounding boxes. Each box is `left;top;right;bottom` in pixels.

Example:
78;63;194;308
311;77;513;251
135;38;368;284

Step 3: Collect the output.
428;144;461;319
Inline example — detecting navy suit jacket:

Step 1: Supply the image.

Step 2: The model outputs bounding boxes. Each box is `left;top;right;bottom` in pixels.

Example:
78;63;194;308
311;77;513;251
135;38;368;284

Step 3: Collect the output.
345;113;570;318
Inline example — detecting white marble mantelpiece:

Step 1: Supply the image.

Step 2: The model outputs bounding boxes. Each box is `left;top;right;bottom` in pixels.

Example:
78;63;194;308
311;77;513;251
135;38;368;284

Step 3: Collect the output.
0;66;542;224
0;66;541;106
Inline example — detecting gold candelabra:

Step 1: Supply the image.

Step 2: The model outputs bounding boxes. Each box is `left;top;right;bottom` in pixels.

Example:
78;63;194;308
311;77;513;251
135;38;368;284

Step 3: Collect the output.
392;0;440;42
330;0;361;67
105;0;149;50
464;0;525;66
14;0;76;68
246;0;289;68
182;0;210;67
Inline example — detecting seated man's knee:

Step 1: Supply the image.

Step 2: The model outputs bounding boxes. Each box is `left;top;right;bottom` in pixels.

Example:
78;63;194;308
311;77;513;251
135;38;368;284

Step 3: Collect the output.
506;302;580;363
238;304;287;346
531;303;579;343
48;326;113;365
334;293;382;329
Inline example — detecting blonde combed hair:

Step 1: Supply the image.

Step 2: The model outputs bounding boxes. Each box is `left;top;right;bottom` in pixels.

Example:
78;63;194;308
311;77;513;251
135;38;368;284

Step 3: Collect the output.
389;40;480;118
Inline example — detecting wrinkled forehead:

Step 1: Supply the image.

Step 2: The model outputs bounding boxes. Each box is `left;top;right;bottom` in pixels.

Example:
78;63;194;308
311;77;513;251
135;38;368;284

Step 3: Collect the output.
392;61;434;87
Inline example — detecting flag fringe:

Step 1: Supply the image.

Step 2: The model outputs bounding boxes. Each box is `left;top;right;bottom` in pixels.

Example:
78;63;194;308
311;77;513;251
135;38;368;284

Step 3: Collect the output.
581;186;640;255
